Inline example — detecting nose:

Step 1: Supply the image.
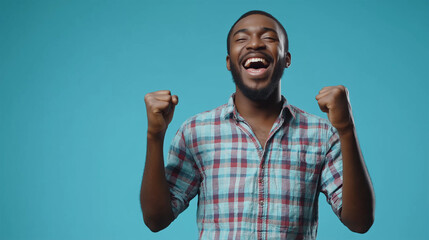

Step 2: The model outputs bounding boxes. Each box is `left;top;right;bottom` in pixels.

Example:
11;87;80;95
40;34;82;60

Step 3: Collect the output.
246;36;265;50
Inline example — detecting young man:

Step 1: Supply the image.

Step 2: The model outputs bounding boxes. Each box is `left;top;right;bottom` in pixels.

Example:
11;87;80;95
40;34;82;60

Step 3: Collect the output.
141;10;374;239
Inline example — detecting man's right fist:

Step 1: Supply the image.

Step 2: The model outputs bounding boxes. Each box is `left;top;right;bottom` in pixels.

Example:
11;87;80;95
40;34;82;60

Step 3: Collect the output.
144;90;179;137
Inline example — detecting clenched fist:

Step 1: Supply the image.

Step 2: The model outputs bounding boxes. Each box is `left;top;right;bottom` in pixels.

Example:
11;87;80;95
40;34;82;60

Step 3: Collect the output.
316;85;354;132
144;90;179;137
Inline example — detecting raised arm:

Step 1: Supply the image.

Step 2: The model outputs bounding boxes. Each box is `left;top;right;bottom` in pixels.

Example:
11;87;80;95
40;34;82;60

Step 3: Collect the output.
316;85;375;233
140;90;178;232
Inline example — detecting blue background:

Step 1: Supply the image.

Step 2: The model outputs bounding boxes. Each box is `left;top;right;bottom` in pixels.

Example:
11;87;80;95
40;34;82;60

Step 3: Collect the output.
1;0;428;239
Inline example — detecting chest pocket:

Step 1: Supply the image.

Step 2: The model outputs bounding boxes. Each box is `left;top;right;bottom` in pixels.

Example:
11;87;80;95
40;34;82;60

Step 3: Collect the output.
265;138;323;228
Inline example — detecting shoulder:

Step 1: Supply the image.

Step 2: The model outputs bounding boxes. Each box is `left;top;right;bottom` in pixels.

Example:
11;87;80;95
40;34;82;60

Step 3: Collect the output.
189;104;228;122
287;105;339;151
176;103;229;134
288;104;332;131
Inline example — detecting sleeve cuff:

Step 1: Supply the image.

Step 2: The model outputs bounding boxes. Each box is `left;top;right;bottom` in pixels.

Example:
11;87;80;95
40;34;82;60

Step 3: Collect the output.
330;190;343;219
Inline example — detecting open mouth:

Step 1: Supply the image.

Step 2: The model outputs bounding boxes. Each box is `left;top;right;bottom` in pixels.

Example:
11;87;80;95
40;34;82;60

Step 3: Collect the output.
242;57;271;76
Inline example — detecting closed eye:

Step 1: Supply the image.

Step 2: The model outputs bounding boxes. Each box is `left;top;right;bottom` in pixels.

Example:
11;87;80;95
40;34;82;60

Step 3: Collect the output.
263;37;278;41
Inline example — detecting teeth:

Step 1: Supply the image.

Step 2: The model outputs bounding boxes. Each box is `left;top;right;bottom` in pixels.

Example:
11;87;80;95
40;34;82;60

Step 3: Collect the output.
244;58;268;68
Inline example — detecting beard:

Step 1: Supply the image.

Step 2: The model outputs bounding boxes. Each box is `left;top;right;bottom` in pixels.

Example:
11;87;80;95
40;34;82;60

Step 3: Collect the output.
230;57;286;101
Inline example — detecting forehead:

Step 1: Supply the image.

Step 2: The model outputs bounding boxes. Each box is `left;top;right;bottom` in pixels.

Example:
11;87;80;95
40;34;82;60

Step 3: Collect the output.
232;14;282;35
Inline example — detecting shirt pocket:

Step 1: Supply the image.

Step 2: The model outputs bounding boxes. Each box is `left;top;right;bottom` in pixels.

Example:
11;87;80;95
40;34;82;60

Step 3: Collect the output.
271;144;322;229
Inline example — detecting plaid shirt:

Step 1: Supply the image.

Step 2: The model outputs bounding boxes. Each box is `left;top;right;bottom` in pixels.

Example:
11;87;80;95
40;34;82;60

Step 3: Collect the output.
165;94;343;239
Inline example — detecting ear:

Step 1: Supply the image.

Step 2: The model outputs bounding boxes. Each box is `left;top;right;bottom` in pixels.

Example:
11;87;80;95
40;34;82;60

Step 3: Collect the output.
285;52;291;68
226;55;231;71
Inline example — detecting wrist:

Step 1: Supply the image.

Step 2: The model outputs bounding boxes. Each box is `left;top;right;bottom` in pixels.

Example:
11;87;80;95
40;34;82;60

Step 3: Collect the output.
147;130;166;141
336;123;355;137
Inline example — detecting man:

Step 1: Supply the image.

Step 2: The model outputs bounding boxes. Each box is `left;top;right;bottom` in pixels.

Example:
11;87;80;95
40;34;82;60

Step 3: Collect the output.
141;10;375;239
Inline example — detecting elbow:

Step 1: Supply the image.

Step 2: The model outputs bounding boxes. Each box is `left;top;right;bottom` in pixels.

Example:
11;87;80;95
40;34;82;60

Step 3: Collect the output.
344;214;374;234
341;199;375;234
140;195;175;232
142;206;174;232
350;220;374;234
143;215;171;232
144;220;163;232
144;218;167;232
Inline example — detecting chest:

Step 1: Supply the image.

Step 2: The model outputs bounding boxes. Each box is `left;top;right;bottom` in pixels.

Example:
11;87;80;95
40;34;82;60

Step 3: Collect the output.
245;120;275;149
190;120;325;180
193;123;324;177
193;129;323;226
252;126;271;149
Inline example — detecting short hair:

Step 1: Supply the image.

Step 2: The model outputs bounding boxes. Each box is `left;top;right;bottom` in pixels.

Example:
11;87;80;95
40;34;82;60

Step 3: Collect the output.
226;10;289;54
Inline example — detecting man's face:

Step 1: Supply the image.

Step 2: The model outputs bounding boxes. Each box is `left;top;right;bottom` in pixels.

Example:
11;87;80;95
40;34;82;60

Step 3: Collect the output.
227;14;291;101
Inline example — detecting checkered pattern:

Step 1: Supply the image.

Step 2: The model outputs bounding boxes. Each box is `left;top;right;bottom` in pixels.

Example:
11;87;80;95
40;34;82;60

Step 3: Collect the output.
165;94;343;240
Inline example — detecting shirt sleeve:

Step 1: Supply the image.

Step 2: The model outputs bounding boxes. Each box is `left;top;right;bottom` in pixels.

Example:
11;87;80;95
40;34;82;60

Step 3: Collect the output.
320;125;343;219
165;123;201;218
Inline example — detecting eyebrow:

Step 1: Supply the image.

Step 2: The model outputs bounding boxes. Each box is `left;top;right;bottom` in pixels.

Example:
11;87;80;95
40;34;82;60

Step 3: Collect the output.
232;27;278;37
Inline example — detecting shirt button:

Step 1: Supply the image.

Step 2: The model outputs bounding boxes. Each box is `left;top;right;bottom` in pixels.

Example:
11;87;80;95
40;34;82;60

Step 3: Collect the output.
259;200;264;206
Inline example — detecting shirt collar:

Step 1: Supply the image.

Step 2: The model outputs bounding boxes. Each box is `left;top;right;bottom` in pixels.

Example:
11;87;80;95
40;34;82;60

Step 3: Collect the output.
221;93;295;121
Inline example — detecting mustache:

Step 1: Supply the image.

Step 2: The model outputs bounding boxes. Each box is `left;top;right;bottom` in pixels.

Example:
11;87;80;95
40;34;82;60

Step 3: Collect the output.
239;51;274;65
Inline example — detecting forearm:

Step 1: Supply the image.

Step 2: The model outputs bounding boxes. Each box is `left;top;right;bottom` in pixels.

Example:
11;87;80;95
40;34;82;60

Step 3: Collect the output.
140;133;174;232
338;126;375;233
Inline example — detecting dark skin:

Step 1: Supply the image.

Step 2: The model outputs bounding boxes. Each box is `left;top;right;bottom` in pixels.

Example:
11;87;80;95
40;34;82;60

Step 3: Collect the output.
141;14;374;234
141;90;177;232
234;90;281;148
226;14;290;147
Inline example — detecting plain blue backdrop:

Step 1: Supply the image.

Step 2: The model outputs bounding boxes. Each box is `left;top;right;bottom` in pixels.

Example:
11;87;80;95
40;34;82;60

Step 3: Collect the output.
1;0;428;239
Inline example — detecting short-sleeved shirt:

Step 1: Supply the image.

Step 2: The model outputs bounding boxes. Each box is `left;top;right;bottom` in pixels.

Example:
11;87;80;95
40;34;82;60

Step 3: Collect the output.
165;94;343;240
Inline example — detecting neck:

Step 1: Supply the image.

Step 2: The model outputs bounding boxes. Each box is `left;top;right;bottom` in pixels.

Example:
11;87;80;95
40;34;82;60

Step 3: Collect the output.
234;86;282;121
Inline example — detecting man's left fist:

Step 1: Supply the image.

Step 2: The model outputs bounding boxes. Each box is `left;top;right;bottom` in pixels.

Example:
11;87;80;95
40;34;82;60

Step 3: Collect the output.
316;85;354;132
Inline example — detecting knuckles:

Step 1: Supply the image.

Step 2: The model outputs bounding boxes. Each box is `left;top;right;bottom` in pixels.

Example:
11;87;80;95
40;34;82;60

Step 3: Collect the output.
331;85;348;97
144;92;172;105
317;85;349;107
335;85;347;92
144;93;157;104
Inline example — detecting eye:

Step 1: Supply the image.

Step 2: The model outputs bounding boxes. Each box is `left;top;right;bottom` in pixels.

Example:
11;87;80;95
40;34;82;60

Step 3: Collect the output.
262;32;279;42
235;37;247;43
263;37;277;42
